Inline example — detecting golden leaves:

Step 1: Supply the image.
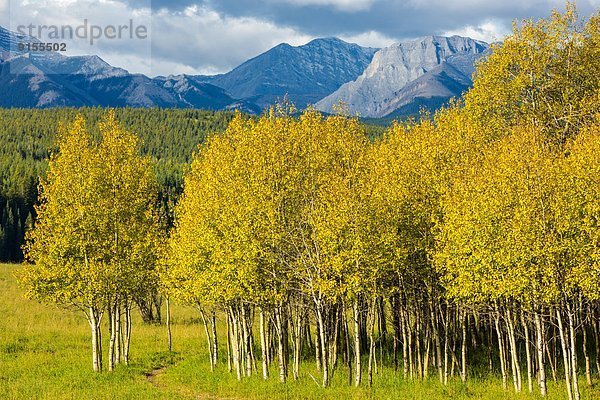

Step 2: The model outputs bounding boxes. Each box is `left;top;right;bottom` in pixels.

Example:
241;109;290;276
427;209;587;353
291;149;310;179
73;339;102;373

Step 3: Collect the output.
20;112;162;309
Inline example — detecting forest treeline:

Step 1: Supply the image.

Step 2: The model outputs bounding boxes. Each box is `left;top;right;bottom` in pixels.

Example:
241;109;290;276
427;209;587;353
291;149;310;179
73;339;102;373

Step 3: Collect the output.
0;107;236;261
0;108;386;262
16;5;600;400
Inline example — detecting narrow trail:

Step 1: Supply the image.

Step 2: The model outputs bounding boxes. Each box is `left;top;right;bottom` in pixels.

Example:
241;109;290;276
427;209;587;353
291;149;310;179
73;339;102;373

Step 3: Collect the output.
145;365;168;387
145;363;238;400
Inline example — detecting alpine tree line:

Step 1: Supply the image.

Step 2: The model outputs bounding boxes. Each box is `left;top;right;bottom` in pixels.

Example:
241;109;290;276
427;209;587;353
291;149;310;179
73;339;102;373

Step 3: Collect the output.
17;5;600;399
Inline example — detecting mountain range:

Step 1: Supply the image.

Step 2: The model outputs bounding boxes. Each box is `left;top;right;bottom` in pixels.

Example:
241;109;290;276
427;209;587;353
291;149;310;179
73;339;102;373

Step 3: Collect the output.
207;38;377;109
0;25;490;120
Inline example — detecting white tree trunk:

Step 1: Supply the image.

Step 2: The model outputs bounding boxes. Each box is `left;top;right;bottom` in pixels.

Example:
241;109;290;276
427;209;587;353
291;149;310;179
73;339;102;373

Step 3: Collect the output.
521;312;533;393
534;311;547;396
556;307;573;400
353;298;362;387
89;307;101;373
259;307;269;380
166;297;172;352
567;303;580;400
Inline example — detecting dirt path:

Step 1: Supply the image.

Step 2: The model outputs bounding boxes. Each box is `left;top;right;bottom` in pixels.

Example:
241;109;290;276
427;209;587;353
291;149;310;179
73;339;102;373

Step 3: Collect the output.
145;359;243;400
145;365;238;400
145;365;168;387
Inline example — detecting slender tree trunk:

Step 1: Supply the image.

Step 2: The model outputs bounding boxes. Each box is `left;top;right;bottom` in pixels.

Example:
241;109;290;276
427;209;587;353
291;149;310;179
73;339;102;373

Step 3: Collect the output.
487;318;493;373
556;307;573;400
367;298;376;387
282;308;289;377
592;310;600;378
315;313;322;372
97;320;103;371
275;304;287;383
316;303;330;387
521;311;533;393
200;309;214;372
400;302;409;380
391;295;400;373
443;304;449;385
108;302;115;371
166;297;172;352
124;303;131;365
331;305;340;370
415;308;422;379
495;308;508;390
567;303;580;400
292;306;302;381
546;338;557;383
450;336;457;378
460;307;467;382
407;308;414;380
423;325;431;380
211;312;218;367
353;298;362;387
506;307;521;392
378;298;385;375
344;311;353;386
116;303;122;365
583;321;592;387
260;308;269;380
431;299;443;384
240;305;252;377
226;309;232;373
89;307;101;373
534;310;548;397
249;309;258;373
266;319;272;367
229;307;242;381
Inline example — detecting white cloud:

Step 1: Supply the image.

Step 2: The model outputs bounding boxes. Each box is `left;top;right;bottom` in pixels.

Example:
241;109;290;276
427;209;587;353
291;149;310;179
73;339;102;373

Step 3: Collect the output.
407;0;560;10
5;0;596;77
0;0;9;26
443;20;511;43
5;0;314;76
8;0;152;65
406;0;600;13
149;5;313;76
339;30;396;48
279;0;376;12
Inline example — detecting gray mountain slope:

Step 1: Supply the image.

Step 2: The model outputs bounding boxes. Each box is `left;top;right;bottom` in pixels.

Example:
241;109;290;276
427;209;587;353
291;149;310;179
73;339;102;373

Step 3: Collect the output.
315;36;489;118
210;38;378;109
378;61;472;118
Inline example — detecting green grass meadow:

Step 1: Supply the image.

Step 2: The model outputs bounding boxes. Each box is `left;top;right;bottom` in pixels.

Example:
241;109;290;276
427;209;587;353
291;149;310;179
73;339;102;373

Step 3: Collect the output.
1;263;599;399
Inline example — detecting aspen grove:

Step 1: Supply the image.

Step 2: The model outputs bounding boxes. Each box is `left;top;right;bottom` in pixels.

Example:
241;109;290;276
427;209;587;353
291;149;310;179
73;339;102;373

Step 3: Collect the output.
20;5;600;399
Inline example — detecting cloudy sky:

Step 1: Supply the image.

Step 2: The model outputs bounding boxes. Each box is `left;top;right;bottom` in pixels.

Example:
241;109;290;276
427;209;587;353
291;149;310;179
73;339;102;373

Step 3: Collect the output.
1;0;598;76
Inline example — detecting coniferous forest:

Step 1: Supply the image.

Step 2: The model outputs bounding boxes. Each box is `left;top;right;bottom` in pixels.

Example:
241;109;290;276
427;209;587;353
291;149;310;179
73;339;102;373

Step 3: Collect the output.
5;7;600;400
0;108;237;261
0;108;385;263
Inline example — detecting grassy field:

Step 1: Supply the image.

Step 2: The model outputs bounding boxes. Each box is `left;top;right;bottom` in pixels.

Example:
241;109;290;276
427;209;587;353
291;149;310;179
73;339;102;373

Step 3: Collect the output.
1;263;599;400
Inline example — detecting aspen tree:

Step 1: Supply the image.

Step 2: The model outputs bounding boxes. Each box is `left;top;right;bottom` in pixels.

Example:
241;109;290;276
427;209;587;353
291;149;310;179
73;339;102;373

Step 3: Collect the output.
20;116;109;372
464;2;599;145
20;112;160;372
